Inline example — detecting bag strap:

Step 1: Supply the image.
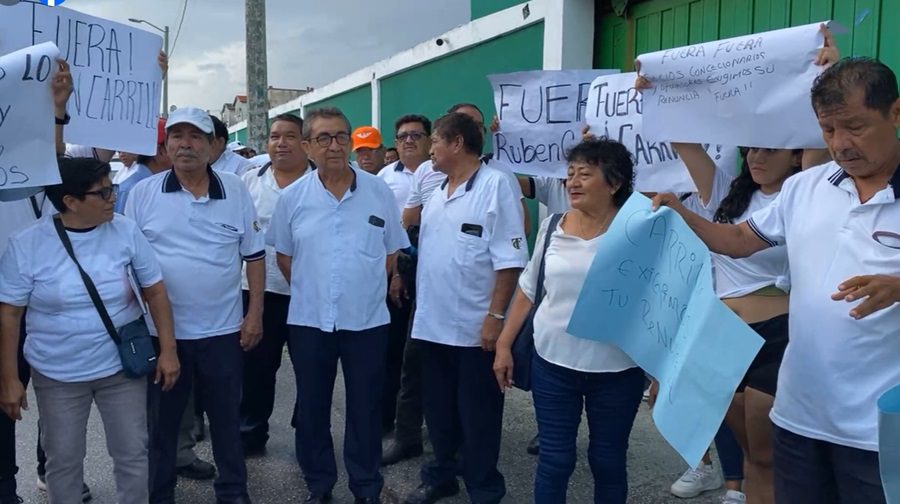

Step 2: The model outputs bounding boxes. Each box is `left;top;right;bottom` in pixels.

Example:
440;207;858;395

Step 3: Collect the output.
52;216;122;345
534;213;563;306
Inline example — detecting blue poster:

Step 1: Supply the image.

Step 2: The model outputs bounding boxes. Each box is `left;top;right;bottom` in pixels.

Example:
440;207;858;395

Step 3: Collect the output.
567;193;763;466
879;384;900;503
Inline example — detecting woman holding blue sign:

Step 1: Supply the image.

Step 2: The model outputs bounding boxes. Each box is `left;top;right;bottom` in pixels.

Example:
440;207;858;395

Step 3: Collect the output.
493;137;643;504
636;26;839;504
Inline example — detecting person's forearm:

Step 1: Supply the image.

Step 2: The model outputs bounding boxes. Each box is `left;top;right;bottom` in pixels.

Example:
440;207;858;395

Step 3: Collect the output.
489;268;521;315
54;105;66;156
0;305;24;383
143;283;176;353
495;288;533;351
276;253;292;283
674;207;765;258
402;206;421;228
672;142;716;205
94;148;115;163
386;252;399;276
245;259;265;316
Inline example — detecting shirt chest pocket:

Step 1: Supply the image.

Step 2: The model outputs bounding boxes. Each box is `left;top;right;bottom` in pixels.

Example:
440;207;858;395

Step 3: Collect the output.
455;223;490;266
190;216;244;245
871;230;900;269
359;215;386;260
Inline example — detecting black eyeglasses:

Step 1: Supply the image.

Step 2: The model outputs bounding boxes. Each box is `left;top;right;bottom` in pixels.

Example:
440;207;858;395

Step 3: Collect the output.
82;185;118;201
311;133;351;148
396;132;427;143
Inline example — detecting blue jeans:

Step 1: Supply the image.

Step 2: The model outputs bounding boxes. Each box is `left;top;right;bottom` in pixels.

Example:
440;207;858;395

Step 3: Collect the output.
531;354;644;504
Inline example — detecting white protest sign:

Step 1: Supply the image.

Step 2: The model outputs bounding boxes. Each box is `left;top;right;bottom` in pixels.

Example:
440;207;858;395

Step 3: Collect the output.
0;42;60;194
0;1;164;155
585;73;737;193
637;22;827;148
489;69;619;178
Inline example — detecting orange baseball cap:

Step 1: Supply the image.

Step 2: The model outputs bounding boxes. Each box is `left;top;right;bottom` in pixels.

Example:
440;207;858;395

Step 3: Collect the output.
352;126;383;151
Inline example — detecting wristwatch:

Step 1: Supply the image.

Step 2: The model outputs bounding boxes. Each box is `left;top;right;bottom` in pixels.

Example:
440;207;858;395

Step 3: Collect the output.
55;113;71;125
487;311;506;321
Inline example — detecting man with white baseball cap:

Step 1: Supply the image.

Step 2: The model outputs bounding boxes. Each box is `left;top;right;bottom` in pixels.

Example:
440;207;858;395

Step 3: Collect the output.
126;106;265;504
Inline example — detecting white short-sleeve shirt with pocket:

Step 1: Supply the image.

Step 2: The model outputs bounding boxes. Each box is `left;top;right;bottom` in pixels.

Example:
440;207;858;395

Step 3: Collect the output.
268;166;409;332
125;167;266;340
0;215;162;382
411;165;528;347
747;161;900;451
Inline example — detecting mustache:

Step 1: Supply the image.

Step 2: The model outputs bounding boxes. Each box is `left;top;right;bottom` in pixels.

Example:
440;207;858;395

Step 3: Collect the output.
175;150;198;158
834;150;862;161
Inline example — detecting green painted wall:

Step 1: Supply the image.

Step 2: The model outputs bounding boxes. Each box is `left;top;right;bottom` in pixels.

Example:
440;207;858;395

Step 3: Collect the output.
471;0;528;20
379;23;545;249
595;0;899;78
379;23;544;148
303;85;373;131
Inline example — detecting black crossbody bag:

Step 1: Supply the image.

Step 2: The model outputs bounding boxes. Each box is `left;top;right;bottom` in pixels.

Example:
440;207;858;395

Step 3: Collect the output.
512;213;563;391
53;216;157;378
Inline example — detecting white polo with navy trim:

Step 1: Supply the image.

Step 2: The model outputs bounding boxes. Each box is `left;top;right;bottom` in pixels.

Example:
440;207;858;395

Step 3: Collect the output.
268;165;409;332
411;164;528;347
377;160;416;215
747;161;900;451
125;167;265;340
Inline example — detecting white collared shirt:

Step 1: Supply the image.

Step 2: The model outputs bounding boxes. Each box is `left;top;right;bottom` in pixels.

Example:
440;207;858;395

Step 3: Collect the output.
268;166;409;332
125;167;265;340
411;164;528;347
377;160;416;215
405;156;523;209
531;176;570;214
520;215;636;372
747;161;900;451
241;162;312;295
212;149;255;177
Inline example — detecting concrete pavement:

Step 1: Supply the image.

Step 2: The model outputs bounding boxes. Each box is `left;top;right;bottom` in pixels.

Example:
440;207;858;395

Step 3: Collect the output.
12;357;725;503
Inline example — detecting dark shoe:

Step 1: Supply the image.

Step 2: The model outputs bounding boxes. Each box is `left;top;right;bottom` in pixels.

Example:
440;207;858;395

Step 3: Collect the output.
242;440;267;458
216;497;252;504
0;497;22;504
82;483;93;502
303;491;332;503
192;415;207;442
355;498;380;504
402;482;460;504
176;458;216;480
381;441;423;466
526;433;540;455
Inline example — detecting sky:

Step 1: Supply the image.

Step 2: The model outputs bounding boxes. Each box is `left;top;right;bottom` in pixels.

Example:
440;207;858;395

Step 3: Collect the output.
66;0;471;114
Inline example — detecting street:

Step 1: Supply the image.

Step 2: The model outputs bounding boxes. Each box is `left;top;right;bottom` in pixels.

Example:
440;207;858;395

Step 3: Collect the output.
13;357;724;503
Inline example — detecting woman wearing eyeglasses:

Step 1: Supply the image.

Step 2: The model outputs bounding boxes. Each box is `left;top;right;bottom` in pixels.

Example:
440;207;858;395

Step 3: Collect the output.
0;157;180;504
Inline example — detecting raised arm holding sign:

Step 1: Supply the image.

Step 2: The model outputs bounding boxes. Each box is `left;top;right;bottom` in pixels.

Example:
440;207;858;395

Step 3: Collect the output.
637;22;829;149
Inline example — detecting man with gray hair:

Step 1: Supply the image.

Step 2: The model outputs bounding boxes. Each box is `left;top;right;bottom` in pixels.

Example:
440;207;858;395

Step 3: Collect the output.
269;107;408;504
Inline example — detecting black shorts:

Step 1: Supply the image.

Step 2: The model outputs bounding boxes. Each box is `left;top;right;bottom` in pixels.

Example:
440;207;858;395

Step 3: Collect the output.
738;313;789;396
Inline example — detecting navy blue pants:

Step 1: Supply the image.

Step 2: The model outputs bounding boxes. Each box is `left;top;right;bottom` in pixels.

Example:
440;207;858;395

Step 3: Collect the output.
419;340;506;504
287;325;388;499
148;333;248;504
715;422;744;481
240;291;291;447
531;354;644;504
773;424;885;504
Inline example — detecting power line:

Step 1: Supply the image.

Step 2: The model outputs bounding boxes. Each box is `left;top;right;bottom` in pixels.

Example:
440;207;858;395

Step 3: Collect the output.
169;0;189;58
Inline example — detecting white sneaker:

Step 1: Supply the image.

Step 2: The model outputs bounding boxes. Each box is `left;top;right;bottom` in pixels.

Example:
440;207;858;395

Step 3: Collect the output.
721;490;747;503
670;463;724;498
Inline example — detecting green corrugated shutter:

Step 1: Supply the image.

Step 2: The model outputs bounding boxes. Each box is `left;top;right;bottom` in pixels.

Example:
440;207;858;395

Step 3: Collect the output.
595;0;898;78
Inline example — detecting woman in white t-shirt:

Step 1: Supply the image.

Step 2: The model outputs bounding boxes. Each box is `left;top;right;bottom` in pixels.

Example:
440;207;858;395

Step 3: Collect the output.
0;157;180;504
493;138;642;504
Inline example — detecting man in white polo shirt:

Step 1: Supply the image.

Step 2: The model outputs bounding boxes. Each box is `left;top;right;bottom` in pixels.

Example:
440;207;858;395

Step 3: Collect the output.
654;57;900;504
269;106;408;504
377;114;431;465
125;107;265;504
211;115;254;176
238;113;314;456
404;112;527;504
